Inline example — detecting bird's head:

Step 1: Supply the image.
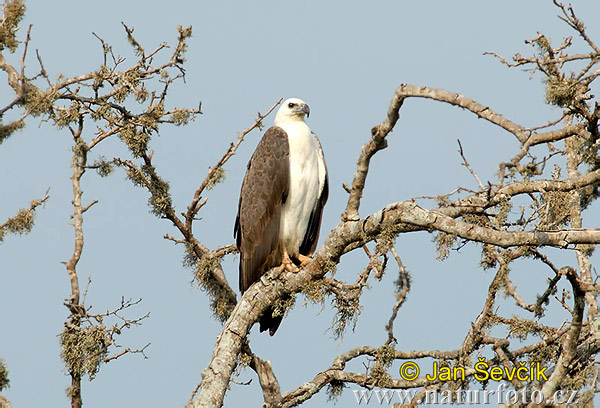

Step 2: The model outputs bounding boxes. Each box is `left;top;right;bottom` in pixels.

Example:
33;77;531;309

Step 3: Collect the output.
274;98;310;126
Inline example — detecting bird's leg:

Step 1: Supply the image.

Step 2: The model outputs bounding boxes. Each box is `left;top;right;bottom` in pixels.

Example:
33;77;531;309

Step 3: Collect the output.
278;249;299;273
296;253;313;268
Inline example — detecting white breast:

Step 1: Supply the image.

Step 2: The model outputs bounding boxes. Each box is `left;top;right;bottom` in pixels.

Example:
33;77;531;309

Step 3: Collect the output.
279;121;323;256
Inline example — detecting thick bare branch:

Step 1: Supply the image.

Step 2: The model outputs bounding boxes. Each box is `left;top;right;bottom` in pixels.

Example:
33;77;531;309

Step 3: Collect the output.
392;84;590;147
343;88;404;221
63;117;86;408
251;357;281;407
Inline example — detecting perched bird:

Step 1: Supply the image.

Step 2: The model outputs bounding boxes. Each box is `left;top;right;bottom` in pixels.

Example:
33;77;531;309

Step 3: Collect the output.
234;98;328;335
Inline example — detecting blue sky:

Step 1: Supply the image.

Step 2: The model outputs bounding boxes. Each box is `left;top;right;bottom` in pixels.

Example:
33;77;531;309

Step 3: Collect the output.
1;1;599;406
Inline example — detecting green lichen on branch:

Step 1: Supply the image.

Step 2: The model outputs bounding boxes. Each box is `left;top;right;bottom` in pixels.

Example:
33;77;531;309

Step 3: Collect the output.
530;33;590;109
368;360;393;388
526;337;561;368
54;101;83;128
194;253;235;321
375;344;396;369
493;198;512;230
0;118;24;144
118;161;146;187
0;195;47;243
169;108;195;125
236;347;252;369
119;125;151;158
376;225;399;254
122;23;145;58
434;231;457;260
113;159;174;218
302;275;362;339
141;163;173;217
182;241;199;268
537;190;571;230
331;286;362;339
301;279;327;304
393;263;411;297
20;83;58;117
92;156;114;177
194;253;223;286
534;34;553;57
479;244;497;269
72;133;88;159
271;295;295;318
206;167;226;190
60;325;109;381
0;0;25;52
488;314;555;341
4;207;33;233
544;75;586;108
173;25;192;62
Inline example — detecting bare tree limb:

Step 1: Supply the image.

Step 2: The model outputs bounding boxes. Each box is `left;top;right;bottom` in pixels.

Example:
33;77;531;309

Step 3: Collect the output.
457;139;485;191
343;88;404;221
63;116;86;408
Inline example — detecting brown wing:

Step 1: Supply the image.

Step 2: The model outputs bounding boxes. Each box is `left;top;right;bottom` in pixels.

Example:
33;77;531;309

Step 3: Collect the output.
234;126;290;293
299;135;328;256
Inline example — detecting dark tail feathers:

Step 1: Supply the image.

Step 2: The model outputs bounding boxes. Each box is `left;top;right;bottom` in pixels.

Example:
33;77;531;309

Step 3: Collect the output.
259;306;283;336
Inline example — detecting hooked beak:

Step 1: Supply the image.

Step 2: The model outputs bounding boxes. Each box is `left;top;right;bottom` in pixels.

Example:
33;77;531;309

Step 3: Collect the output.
301;103;310;118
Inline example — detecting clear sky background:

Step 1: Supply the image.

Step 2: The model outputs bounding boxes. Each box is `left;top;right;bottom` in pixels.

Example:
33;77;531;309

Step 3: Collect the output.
1;0;599;407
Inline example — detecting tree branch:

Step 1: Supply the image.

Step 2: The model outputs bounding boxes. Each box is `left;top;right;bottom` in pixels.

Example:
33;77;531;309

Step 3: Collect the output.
185;98;282;232
343;87;404;221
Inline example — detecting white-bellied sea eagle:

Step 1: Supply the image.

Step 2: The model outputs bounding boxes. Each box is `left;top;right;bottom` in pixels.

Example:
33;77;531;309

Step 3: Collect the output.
234;98;328;335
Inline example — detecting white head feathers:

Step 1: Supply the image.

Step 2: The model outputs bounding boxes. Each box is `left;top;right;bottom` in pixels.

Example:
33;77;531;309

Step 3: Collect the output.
274;98;310;126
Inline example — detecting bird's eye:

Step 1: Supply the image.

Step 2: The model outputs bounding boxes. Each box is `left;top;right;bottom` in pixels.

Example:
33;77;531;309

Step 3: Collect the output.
288;102;295;108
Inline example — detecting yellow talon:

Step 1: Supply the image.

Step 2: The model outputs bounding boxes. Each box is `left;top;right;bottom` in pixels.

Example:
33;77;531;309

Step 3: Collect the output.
280;249;299;272
296;253;313;268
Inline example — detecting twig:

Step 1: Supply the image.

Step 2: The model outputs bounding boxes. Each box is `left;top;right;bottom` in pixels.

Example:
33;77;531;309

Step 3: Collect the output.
554;291;573;313
553;0;600;55
164;234;186;244
185;98;282;232
20;25;32;83
104;343;150;363
230;378;252;386
385;246;411;345
503;274;535;312
81;199;99;214
457;139;485;190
